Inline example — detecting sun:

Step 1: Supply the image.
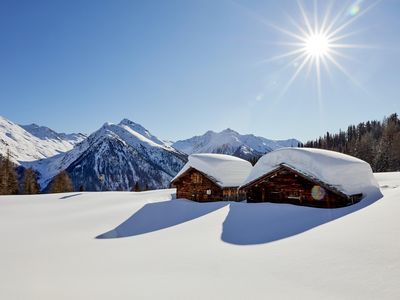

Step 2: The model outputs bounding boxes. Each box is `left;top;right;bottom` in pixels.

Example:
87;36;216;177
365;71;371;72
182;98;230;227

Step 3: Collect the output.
304;33;330;57
261;0;377;101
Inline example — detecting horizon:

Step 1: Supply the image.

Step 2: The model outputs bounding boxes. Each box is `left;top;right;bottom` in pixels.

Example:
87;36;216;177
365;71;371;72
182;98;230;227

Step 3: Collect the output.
1;111;397;144
2;0;400;141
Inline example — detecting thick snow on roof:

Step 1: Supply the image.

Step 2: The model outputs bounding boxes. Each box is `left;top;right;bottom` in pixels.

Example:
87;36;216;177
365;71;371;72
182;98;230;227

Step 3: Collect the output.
172;153;252;188
242;148;380;196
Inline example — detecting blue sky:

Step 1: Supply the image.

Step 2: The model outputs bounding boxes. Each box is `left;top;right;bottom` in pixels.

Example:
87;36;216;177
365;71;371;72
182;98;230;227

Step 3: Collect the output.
1;0;400;142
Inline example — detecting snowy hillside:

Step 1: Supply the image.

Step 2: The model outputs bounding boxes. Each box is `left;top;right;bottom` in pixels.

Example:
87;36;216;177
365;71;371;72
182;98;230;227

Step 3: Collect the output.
173;128;300;159
21;123;86;146
0;172;399;299
29;119;187;191
0;116;84;163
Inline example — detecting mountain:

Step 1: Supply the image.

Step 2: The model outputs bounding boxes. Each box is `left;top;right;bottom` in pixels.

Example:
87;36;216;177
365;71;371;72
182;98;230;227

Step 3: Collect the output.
29;119;187;191
0;116;85;164
172;128;300;160
21;123;86;146
1;115;300;192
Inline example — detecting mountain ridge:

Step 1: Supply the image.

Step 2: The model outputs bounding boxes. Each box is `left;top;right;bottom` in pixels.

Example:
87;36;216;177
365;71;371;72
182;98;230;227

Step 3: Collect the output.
0;116;85;163
27;119;187;191
172;128;300;160
0;115;300;191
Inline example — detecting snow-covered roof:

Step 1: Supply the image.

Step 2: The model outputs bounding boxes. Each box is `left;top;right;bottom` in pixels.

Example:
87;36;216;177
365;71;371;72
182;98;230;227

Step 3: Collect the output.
172;153;253;188
241;148;380;197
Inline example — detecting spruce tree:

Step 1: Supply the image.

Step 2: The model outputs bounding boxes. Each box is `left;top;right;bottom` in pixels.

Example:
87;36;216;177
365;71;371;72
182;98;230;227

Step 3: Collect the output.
134;182;140;192
23;168;40;194
0;150;18;195
50;171;73;193
0;155;5;194
304;113;400;172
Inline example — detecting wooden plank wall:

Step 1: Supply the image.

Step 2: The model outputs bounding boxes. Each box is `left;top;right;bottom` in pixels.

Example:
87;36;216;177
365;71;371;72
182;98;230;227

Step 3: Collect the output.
243;168;351;208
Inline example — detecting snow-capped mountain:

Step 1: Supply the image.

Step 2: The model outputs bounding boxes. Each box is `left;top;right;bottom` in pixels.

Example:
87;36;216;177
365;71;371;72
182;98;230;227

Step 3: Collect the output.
29;119;187;191
0;116;85;164
1;115;301;192
21;123;86;146
172;128;300;160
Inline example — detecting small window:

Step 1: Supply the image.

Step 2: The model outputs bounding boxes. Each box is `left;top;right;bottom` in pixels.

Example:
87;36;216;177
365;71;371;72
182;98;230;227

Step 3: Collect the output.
191;173;202;183
206;189;212;195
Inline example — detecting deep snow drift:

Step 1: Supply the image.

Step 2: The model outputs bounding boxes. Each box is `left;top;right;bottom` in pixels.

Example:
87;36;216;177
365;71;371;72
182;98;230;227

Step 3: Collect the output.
0;173;399;299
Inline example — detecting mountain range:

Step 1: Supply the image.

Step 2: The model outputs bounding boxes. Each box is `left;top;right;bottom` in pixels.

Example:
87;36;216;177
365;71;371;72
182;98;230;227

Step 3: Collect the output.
0;116;86;163
172;128;299;160
0;115;300;191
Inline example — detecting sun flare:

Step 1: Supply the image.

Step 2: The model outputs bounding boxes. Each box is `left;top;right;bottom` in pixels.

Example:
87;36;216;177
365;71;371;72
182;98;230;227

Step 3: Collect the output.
263;0;378;101
304;33;330;57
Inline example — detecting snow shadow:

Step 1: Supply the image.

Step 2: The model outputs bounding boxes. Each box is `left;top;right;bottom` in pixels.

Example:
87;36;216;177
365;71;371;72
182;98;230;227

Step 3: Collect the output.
59;193;82;200
221;191;383;245
96;199;228;239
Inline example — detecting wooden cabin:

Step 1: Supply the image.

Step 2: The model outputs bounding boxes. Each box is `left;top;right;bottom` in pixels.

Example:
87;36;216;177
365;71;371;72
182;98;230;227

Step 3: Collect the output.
240;163;362;208
239;148;377;208
171;153;252;202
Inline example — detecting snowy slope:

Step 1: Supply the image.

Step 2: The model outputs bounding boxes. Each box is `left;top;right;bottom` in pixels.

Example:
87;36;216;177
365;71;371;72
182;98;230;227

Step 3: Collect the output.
21;123;86;146
173;128;300;159
0;173;399;299
29;119;187;191
0;116;83;163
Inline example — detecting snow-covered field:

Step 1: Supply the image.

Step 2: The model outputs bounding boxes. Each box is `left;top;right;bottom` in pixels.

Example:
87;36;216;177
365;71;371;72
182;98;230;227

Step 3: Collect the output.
1;173;399;299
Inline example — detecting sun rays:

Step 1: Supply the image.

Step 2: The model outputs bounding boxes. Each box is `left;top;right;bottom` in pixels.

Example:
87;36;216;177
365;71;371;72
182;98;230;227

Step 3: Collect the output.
264;0;380;101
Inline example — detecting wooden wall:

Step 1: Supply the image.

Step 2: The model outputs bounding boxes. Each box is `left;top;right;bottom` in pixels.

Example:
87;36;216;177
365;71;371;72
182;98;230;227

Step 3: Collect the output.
173;168;223;201
242;167;356;208
172;168;242;202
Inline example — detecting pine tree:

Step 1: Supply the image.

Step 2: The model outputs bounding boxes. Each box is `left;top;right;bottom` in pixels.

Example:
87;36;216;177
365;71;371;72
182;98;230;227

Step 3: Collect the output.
0;150;18;195
249;155;261;166
304;113;400;172
0;155;5;194
23;168;40;194
50;171;73;193
0;157;5;194
133;182;140;192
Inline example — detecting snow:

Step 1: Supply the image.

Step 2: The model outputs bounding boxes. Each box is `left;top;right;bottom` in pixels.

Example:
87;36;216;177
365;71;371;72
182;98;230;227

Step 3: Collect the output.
0;173;399;299
242;147;380;197
172;128;300;157
118;119;170;148
374;172;400;190
21;123;86;146
0;116;85;164
172;153;253;187
24;119;185;190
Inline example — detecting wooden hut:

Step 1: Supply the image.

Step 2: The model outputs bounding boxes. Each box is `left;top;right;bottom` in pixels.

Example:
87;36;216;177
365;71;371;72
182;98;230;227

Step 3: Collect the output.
171;153;252;202
240;148;379;208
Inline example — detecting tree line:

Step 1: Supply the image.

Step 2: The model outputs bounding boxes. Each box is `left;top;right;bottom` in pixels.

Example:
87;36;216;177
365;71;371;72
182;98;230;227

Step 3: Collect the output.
1;149;151;195
0;149;74;195
304;113;400;172
2;113;398;195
